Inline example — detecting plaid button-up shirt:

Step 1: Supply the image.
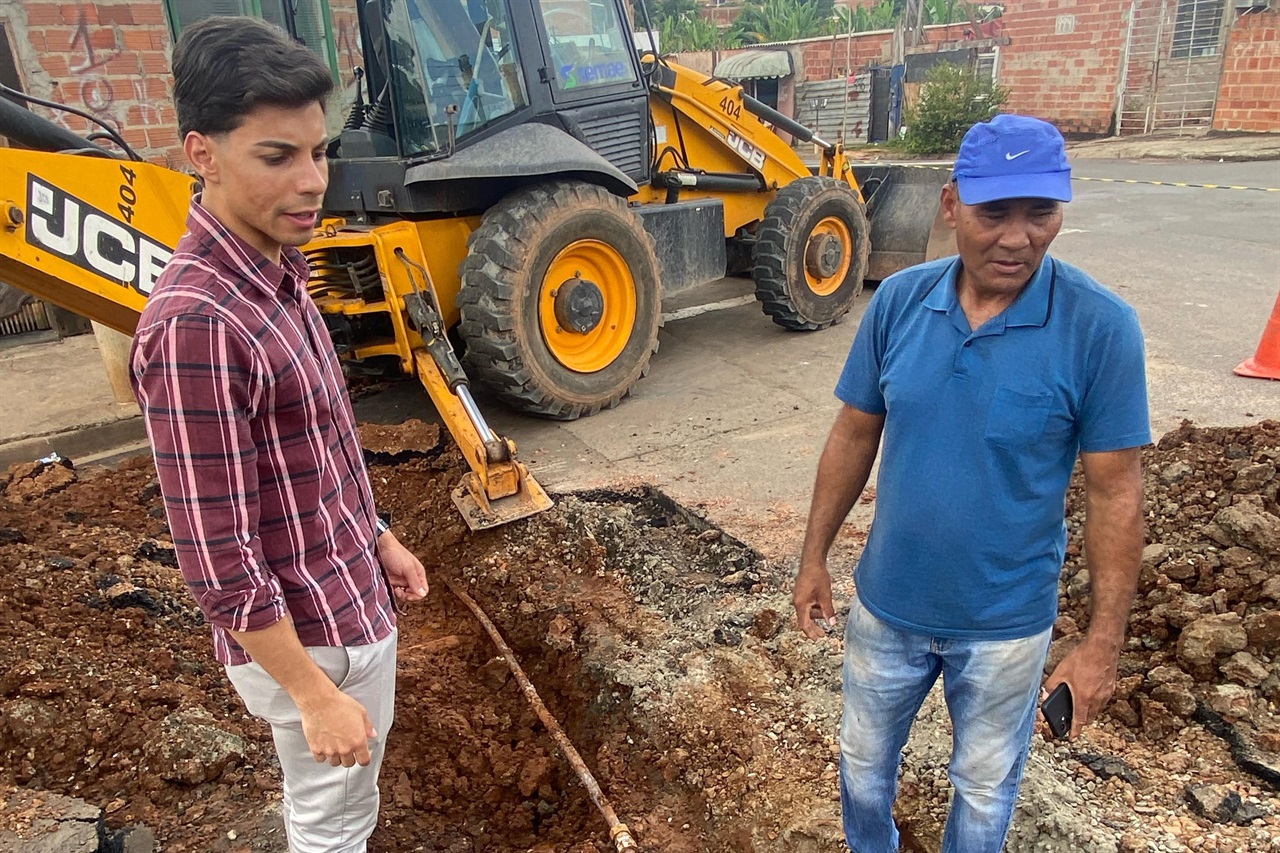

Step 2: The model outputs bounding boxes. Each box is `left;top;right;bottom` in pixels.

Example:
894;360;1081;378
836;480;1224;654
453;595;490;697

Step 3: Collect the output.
131;201;395;666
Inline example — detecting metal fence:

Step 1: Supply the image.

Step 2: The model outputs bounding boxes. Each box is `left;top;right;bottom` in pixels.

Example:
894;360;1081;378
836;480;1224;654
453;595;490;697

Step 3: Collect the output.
1116;0;1232;135
0;301;50;337
795;73;873;145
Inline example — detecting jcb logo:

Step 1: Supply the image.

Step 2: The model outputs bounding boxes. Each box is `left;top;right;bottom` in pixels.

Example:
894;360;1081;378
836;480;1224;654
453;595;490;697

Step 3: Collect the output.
26;176;171;296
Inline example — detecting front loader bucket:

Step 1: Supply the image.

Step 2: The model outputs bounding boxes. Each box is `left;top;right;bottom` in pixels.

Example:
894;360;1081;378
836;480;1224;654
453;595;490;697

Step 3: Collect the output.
853;164;955;281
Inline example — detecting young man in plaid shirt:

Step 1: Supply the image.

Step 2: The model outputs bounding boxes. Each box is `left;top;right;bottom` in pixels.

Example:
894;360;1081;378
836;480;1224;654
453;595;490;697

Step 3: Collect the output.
130;17;428;852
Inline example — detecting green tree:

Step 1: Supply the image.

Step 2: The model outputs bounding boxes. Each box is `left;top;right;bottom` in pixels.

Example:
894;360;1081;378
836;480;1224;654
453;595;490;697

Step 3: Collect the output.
922;0;973;26
832;0;983;33
833;0;899;33
735;0;840;44
660;12;738;51
646;0;698;26
901;62;1010;156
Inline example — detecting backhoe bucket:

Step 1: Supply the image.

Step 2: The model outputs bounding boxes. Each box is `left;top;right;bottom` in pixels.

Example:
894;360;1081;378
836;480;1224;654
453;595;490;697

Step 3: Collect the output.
853;164;954;281
408;349;554;531
451;464;554;531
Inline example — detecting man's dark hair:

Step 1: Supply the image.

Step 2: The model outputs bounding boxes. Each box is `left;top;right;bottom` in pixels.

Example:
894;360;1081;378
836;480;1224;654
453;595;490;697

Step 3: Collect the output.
173;16;334;138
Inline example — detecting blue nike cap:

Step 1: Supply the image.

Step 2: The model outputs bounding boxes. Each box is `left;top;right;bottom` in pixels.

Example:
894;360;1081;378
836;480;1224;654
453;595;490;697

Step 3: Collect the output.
952;114;1072;205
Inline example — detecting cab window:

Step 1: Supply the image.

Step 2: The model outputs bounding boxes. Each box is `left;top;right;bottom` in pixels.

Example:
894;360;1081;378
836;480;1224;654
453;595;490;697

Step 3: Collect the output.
536;0;638;91
386;0;528;155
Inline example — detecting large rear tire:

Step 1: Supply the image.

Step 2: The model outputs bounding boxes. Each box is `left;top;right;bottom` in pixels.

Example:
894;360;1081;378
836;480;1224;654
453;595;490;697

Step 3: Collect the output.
458;182;662;420
753;177;870;331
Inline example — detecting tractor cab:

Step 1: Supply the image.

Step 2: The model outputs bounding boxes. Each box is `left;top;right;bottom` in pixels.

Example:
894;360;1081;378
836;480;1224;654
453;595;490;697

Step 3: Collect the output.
330;0;651;221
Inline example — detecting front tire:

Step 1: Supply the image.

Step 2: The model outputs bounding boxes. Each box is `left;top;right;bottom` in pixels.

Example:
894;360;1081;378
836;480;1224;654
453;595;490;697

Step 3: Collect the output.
753;177;870;331
457;182;662;420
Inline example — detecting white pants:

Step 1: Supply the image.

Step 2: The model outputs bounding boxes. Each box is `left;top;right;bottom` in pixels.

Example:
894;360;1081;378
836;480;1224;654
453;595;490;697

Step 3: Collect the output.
226;630;397;853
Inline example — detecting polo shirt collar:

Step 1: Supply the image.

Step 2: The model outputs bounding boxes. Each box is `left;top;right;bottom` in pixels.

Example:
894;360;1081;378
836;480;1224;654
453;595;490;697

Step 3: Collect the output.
187;196;310;298
921;258;962;314
920;256;1055;333
1005;256;1055;328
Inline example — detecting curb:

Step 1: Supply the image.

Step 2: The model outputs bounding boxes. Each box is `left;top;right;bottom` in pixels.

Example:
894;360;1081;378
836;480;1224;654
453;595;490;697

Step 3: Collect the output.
0;416;148;468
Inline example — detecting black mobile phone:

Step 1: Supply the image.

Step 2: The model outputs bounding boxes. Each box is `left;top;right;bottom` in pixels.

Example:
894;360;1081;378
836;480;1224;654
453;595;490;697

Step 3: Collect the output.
1040;683;1073;739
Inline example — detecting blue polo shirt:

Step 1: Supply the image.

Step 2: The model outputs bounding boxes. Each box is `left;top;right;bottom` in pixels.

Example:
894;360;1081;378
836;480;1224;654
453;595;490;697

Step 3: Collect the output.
836;255;1150;640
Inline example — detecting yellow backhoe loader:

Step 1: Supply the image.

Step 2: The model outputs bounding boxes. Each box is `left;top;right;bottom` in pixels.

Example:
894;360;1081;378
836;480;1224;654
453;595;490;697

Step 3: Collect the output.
0;0;947;531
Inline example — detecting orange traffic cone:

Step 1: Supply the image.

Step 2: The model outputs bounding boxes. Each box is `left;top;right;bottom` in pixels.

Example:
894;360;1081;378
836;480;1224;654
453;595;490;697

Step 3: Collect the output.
1235;290;1280;381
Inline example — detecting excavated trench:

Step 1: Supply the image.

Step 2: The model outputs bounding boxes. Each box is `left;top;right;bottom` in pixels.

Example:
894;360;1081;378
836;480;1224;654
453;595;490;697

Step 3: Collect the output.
365;446;849;853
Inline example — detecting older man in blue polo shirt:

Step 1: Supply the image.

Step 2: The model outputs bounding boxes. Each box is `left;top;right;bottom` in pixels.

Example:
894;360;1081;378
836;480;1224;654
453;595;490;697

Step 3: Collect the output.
793;114;1149;853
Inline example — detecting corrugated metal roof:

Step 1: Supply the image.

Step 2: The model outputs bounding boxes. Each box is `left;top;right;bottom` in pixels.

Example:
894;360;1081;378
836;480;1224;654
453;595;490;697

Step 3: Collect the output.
715;49;794;81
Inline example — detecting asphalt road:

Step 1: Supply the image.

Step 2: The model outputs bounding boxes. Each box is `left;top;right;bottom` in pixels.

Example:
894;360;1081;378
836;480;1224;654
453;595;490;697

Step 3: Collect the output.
357;158;1280;554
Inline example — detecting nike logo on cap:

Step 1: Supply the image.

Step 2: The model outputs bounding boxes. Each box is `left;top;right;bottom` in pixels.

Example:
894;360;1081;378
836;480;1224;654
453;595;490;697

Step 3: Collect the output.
1005;150;1031;160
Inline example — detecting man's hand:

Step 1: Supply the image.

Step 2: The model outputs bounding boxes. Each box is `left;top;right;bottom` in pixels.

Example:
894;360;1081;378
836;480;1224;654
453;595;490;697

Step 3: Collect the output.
793;562;836;640
1042;635;1120;739
377;530;428;602
298;688;377;767
793;405;883;642
1042;446;1142;739
228;620;379;766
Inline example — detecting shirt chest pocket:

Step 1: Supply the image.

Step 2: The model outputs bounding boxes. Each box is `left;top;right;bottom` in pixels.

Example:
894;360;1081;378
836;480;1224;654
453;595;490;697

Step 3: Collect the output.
985;386;1054;446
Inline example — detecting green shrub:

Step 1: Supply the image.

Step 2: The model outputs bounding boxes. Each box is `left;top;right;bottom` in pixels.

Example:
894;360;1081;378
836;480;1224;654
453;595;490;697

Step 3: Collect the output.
902;63;1010;156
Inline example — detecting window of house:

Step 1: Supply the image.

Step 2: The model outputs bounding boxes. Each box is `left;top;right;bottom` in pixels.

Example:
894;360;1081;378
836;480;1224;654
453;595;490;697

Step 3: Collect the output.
1170;0;1227;59
164;0;340;79
977;48;1000;83
746;78;779;110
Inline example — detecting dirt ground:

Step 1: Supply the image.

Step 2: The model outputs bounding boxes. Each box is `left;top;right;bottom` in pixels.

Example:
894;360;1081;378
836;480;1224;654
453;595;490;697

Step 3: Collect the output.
0;419;1277;852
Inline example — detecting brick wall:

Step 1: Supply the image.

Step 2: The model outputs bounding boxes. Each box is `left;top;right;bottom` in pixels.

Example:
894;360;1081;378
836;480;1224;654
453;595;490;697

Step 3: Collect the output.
1213;8;1280;133
995;1;1132;136
702;2;743;28
0;0;364;169
796;31;893;80
14;1;179;165
676;6;1138;136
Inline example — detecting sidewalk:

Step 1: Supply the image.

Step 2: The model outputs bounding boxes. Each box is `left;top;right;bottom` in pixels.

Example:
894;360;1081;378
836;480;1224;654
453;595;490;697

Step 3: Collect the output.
1067;129;1280;161
0;333;146;467
825;128;1280;166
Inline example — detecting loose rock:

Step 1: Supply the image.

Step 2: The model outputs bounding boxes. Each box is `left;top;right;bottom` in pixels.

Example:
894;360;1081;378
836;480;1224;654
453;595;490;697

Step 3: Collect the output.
142;709;247;784
1178;613;1249;671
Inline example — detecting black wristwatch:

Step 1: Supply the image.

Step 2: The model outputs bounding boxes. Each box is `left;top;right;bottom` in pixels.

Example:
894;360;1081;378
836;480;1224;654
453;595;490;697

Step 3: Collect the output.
375;510;392;536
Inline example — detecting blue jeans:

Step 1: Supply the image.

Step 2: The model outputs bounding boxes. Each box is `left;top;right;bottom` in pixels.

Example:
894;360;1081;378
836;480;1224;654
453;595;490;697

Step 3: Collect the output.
839;596;1051;853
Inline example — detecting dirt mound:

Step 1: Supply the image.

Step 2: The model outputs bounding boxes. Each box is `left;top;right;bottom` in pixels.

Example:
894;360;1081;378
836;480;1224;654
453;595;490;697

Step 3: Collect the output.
1058;421;1280;752
820;420;1280;853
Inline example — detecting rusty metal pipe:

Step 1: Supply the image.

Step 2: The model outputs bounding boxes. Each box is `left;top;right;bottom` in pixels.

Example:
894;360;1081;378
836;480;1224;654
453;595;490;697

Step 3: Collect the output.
445;578;640;852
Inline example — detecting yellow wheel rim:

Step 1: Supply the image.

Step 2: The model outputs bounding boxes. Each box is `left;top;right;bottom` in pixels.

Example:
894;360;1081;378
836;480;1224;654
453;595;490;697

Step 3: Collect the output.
804;216;853;297
539;239;637;374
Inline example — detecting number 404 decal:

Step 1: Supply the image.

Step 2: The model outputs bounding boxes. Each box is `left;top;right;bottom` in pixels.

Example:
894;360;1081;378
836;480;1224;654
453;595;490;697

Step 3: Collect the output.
717;96;766;170
116;164;138;224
